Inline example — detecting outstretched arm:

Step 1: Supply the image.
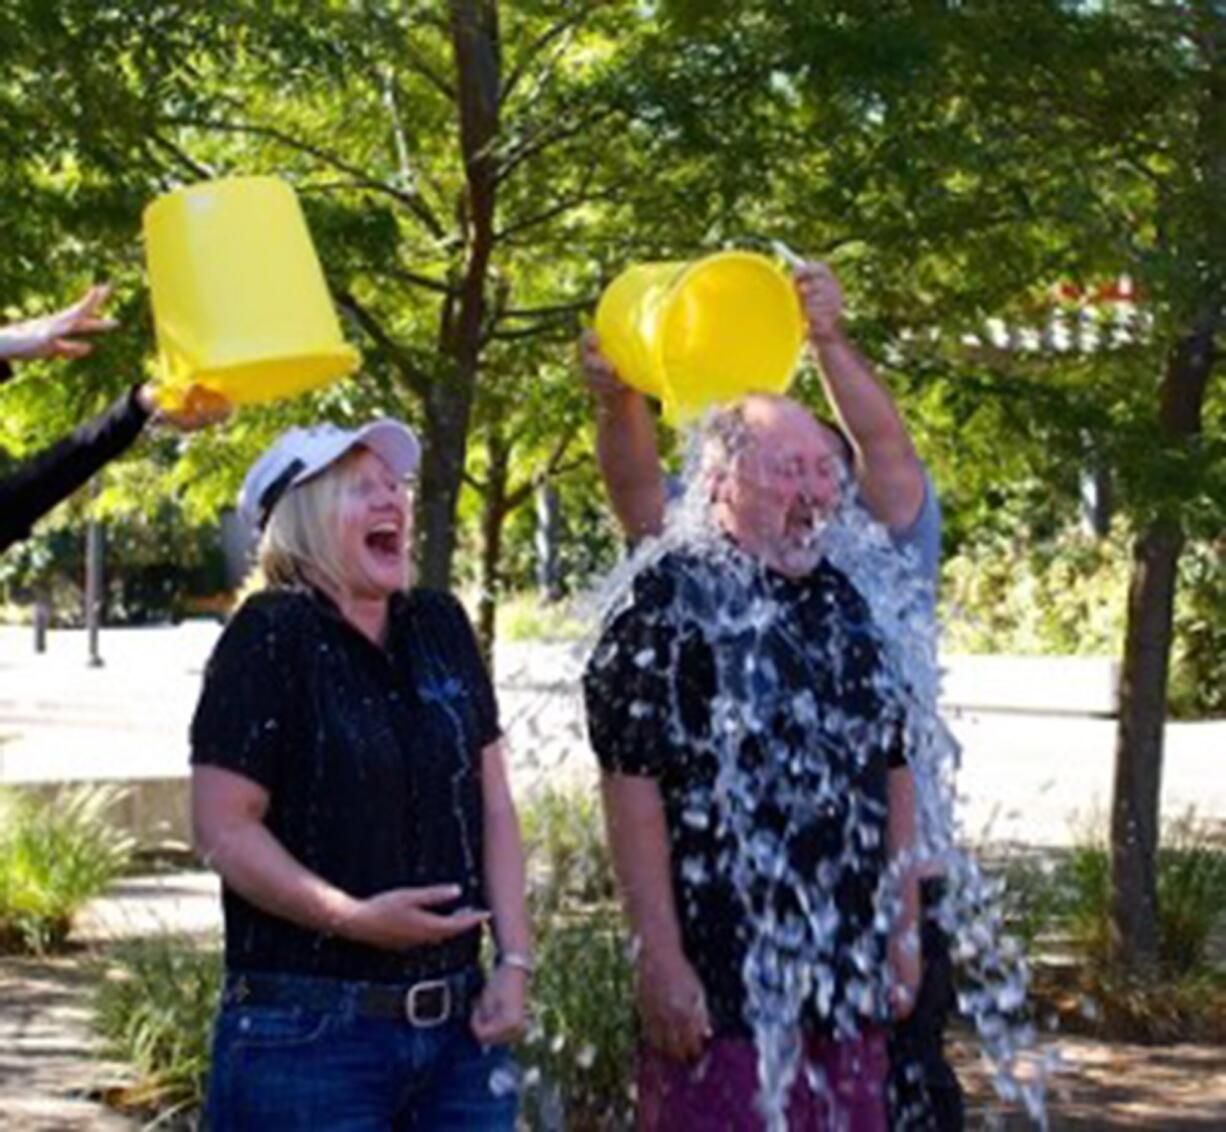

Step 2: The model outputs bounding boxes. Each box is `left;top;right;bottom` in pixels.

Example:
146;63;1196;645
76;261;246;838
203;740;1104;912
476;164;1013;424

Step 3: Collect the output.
795;263;925;531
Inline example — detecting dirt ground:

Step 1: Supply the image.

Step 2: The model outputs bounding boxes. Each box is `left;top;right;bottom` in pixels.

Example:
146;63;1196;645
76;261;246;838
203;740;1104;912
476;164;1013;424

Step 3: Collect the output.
1;955;1223;1130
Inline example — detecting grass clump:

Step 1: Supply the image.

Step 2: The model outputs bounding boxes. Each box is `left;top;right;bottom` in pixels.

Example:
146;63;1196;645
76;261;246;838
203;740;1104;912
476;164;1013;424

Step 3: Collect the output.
92;935;222;1117
0;785;134;953
520;785;635;1129
1001;811;1226;1041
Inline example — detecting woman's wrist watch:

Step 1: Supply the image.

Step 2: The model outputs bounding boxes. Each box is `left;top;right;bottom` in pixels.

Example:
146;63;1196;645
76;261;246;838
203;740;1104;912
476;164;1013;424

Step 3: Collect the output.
498;949;535;975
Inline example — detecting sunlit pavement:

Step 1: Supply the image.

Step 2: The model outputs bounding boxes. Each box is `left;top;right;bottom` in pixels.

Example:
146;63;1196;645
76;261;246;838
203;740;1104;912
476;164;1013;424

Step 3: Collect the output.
2;624;1222;849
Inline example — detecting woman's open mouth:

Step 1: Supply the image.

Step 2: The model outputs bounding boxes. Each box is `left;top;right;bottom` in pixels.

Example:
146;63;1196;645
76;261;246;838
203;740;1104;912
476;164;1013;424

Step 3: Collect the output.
364;522;403;563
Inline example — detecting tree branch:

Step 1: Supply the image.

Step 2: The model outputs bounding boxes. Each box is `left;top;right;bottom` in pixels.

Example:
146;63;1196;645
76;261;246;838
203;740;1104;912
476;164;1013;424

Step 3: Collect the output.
333;288;431;398
497;297;593;321
147;133;215;180
502;7;593;106
493;183;622;241
494;104;621;185
505;426;577;511
369;264;463;296
159;115;450;240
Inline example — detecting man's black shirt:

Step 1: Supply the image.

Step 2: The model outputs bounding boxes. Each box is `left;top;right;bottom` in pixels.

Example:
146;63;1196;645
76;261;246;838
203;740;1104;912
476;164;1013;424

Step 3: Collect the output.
191;586;499;983
584;547;906;1037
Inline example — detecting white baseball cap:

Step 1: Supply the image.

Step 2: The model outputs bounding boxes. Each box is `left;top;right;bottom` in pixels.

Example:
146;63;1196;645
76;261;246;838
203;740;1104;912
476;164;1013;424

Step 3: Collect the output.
238;419;421;531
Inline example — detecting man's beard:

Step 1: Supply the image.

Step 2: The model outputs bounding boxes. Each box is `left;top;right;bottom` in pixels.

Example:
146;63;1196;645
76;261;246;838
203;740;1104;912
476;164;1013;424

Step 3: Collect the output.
767;515;828;577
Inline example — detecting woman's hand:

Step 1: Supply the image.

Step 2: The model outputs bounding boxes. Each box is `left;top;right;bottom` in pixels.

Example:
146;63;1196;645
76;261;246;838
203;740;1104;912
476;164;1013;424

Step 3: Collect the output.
471;964;528;1045
340;885;490;950
0;285;117;361
136;383;232;432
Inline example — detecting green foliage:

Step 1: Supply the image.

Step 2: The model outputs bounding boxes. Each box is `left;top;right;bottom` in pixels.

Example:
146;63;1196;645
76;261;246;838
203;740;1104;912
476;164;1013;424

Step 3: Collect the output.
1156;814;1226;976
942;525;1225;719
1002;812;1226;979
92;936;223;1116
520;908;637;1132
522;785;616;919
943;527;1129;659
517;786;634;1129
1169;540;1226;719
0;785;135;953
495;592;588;643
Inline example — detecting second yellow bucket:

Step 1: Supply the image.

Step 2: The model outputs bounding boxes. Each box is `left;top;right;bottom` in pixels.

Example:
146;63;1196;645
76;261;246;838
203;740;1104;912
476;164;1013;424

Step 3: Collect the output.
143;176;360;406
594;251;804;425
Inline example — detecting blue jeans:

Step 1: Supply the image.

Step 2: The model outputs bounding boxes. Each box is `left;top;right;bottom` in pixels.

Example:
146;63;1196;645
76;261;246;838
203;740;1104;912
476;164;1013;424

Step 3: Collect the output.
204;973;517;1131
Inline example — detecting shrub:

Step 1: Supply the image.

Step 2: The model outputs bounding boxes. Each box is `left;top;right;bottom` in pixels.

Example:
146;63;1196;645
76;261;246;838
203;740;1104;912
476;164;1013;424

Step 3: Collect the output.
92;935;222;1117
522;785;616;920
496;592;589;643
942;527;1224;719
1048;813;1226;977
0;785;134;953
520;907;637;1131
519;785;636;1128
1156;814;1226;974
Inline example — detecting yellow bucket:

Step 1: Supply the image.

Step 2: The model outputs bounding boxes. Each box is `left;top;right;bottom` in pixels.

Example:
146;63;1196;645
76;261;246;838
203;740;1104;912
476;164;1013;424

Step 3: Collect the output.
143;176;360;407
594;251;804;425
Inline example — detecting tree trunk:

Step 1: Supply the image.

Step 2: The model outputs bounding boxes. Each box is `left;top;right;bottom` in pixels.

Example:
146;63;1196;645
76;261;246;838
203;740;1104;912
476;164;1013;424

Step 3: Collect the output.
1109;518;1180;969
417;0;500;589
476;432;510;672
1110;3;1223;973
417;378;474;589
1109;311;1218;971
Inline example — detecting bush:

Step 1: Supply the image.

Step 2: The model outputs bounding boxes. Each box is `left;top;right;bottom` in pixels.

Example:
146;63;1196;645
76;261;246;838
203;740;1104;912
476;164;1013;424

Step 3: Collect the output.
0;785;134;953
520;908;637;1131
942;527;1225;719
496;592;589;643
1002;812;1226;1041
92;935;222;1117
519;785;636;1128
1156;814;1226;974
522;785;616;920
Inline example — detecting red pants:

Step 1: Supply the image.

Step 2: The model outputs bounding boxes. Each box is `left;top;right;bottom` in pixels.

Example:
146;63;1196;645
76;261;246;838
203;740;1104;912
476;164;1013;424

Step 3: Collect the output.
637;1028;888;1132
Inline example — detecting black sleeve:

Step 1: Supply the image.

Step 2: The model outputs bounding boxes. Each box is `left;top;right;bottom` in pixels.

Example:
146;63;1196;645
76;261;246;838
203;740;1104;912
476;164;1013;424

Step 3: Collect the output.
190;600;296;792
583;594;682;779
0;386;151;552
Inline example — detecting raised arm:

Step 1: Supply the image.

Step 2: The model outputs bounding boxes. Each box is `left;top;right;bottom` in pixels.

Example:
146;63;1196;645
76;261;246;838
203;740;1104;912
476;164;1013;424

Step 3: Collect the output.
580;330;666;540
795;262;925;531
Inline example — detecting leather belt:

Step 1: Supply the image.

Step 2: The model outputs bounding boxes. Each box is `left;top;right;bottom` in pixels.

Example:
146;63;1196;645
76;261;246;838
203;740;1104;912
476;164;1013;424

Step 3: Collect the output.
223;967;479;1028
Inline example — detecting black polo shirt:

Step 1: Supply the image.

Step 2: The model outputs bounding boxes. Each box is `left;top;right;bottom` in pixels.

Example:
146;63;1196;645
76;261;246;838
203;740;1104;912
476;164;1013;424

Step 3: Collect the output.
191;586;499;983
584;547;907;1037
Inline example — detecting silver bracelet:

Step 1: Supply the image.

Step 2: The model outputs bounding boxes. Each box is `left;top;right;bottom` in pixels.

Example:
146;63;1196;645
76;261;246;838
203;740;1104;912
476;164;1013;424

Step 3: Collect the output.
498;950;535;975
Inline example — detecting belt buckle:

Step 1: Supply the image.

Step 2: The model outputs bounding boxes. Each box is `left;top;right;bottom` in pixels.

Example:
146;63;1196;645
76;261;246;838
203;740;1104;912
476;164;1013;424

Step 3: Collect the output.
405;978;451;1028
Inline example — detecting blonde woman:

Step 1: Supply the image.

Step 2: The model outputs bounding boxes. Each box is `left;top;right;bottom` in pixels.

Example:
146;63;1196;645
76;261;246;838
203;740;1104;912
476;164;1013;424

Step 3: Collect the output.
191;420;529;1130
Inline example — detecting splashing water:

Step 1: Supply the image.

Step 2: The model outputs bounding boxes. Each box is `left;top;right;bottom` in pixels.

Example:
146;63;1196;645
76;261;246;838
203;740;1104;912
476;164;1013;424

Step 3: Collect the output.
572;418;1052;1131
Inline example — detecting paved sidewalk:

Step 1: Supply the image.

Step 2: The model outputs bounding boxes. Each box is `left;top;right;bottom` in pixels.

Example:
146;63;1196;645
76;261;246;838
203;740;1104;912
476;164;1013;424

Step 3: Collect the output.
3;624;1224;846
3;871;1226;1129
0;955;135;1131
